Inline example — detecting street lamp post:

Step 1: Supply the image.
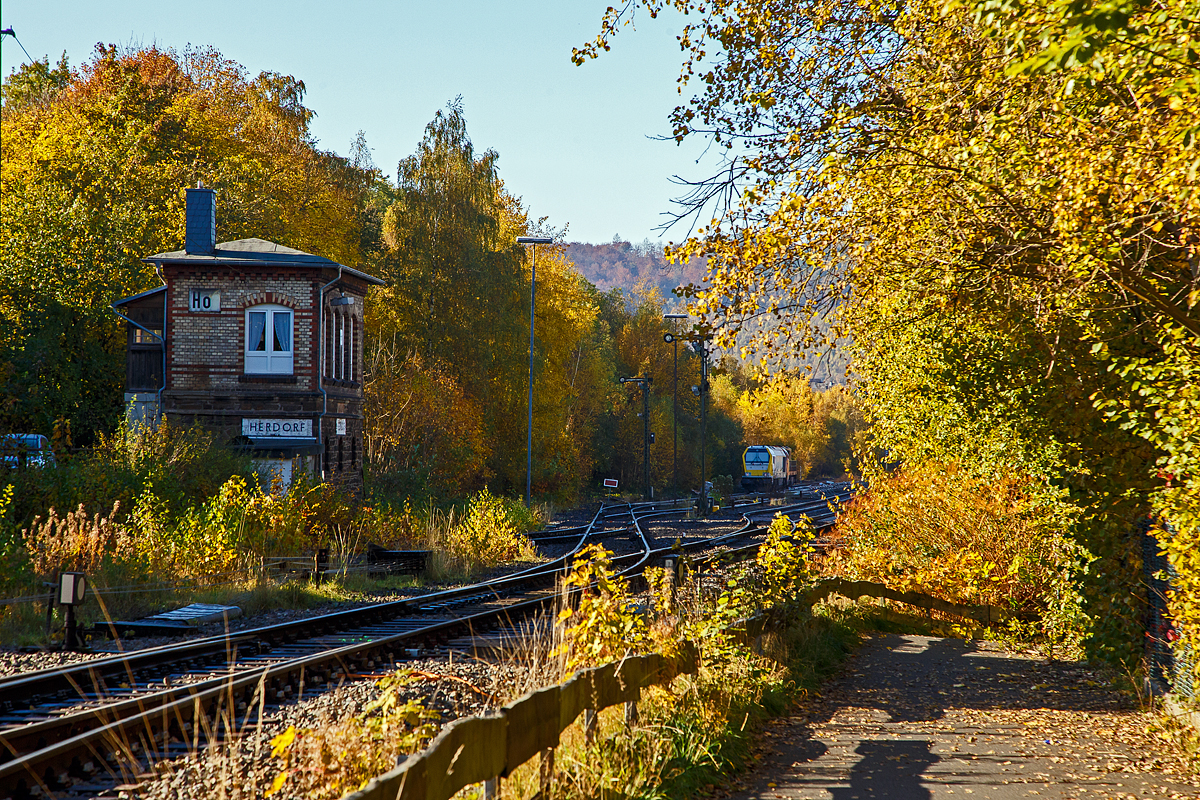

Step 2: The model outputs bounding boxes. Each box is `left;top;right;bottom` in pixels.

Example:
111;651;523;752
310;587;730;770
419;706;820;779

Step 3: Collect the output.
698;337;710;516
517;236;553;508
679;331;713;517
619;376;652;500
663;313;688;496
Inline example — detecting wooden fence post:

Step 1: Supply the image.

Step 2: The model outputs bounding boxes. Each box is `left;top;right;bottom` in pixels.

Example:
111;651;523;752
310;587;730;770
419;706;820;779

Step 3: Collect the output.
483;777;499;799
584;708;598;743
624;700;639;726
539;747;554;794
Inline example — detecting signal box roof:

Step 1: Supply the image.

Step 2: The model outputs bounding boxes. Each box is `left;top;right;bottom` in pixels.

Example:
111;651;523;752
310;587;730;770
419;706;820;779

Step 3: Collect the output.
142;238;384;285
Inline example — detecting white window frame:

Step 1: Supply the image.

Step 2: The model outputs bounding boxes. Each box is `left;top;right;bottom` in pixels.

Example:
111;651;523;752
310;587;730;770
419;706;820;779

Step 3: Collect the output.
323;309;331;378
245;304;294;375
336;313;345;380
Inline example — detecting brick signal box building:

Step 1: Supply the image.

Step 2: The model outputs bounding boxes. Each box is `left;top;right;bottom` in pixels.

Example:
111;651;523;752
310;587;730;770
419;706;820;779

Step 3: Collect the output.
112;186;384;491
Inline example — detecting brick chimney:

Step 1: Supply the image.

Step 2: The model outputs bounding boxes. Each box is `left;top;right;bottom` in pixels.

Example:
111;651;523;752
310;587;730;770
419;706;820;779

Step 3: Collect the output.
184;183;216;254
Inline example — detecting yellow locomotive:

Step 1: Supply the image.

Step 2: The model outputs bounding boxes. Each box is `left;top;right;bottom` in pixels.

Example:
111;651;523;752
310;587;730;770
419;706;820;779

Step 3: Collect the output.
740;445;795;492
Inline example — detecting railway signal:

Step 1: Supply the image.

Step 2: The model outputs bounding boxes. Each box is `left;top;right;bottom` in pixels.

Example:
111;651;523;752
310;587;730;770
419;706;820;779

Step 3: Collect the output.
663;312;689;495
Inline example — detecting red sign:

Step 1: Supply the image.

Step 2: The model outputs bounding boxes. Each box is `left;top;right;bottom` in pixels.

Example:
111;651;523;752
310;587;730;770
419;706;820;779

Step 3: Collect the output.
603;478;619;488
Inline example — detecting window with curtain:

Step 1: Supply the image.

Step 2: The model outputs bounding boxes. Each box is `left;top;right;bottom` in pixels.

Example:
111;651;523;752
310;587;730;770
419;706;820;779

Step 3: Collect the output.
245;304;293;374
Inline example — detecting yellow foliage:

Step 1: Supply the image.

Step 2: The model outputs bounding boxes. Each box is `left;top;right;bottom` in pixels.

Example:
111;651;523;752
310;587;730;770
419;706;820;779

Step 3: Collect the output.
756;513;815;605
266;671;439;800
439;488;538;569
579;0;1195;669
554;544;648;673
363;345;491;498
710;371;861;477
823;462;1089;647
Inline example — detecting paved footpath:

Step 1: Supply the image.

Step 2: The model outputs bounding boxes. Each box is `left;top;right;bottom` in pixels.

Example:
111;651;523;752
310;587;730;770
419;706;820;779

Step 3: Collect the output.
725;634;1199;800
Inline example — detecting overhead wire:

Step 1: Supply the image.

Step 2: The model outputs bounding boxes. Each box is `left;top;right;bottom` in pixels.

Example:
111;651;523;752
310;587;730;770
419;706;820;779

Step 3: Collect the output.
0;27;35;64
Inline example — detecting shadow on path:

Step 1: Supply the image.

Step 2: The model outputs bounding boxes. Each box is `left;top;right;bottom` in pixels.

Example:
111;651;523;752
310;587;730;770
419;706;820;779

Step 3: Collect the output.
722;633;1198;800
829;740;939;800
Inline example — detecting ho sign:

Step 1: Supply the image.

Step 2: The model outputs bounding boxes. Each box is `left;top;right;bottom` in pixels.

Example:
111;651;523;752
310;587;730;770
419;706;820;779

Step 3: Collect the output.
189;289;221;312
603;478;619;489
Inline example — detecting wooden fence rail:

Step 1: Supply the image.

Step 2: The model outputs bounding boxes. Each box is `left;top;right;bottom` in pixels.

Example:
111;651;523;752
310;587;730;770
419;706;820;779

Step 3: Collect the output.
345;646;699;800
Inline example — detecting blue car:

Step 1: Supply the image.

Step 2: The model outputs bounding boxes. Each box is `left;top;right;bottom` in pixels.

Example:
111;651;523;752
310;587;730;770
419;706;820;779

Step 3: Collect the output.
1;434;57;469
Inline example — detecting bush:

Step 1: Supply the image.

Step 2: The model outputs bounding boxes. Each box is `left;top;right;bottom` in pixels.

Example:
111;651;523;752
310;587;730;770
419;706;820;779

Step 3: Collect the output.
6;420;257;532
425;488;539;578
554;544;648;673
711;474;734;506
822;461;1090;651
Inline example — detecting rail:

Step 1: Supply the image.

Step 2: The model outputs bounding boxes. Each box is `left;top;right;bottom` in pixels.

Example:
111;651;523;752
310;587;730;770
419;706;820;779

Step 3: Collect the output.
0;489;853;797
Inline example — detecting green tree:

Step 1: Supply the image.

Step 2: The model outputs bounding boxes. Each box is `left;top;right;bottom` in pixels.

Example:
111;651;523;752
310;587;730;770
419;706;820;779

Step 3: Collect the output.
0;52;71;109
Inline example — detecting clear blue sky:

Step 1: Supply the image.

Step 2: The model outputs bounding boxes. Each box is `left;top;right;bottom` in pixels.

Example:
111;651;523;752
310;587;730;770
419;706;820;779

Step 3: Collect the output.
1;0;718;245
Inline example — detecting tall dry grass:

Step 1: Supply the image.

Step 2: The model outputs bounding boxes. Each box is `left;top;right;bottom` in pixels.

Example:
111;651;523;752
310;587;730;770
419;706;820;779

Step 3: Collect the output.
417;489;540;580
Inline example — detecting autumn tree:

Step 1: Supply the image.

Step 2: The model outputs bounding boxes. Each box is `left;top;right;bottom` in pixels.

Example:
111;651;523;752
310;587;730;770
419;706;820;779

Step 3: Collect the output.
368;101;613;500
363;342;490;499
578;0;1197;663
1;45;372;442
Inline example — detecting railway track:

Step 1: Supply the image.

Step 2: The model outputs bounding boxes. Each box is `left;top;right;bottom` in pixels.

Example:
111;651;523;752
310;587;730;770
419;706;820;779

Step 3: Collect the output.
0;486;852;799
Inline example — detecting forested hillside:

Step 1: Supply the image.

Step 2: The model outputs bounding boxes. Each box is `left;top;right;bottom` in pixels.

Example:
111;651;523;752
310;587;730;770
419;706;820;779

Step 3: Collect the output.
564;238;706;299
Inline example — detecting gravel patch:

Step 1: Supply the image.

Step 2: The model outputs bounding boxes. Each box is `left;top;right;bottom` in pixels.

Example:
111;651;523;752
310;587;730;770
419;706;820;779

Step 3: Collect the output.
133;654;527;800
0;648;110;677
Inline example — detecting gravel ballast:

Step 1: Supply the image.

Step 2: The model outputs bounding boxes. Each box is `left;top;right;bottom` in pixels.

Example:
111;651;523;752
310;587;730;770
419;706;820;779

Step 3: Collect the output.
134;653;525;800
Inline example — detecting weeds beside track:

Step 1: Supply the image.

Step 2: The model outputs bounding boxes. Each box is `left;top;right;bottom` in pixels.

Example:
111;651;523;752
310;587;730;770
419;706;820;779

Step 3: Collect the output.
0;486;854;799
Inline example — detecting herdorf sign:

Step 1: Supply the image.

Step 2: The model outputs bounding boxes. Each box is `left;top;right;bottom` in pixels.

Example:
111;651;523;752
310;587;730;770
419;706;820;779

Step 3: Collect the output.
603;478;619;489
242;418;313;438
